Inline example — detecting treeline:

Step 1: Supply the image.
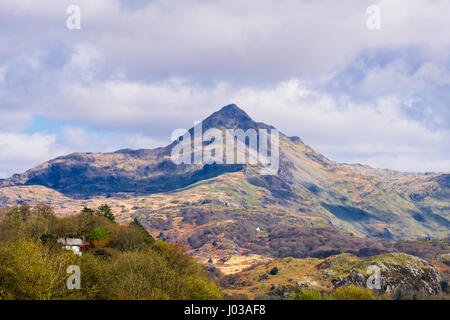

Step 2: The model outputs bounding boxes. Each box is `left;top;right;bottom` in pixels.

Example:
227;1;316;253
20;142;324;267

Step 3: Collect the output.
0;204;222;300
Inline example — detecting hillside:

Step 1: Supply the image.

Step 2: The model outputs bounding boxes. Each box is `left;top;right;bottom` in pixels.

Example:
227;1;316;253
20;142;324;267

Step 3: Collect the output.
220;252;448;299
0;205;222;300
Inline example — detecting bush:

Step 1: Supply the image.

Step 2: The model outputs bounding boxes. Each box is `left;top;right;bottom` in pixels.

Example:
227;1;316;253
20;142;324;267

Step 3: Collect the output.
290;289;324;300
93;248;112;258
332;285;375;300
440;281;449;294
89;227;109;242
269;267;279;275
40;233;58;248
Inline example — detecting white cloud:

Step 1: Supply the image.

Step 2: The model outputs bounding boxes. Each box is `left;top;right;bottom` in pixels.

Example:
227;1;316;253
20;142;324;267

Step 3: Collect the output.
0;0;449;176
0;133;57;177
360;60;450;95
227;80;450;173
55;126;165;153
62;43;103;83
357;155;450;173
1;0;450;80
0;128;165;178
43;79;232;134
0;110;34;132
1;77;446;176
0;66;6;85
414;62;450;86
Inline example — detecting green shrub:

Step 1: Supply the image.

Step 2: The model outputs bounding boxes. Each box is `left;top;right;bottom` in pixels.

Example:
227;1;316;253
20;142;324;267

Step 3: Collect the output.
440;281;449;294
290;289;324;300
40;233;58;248
332;285;375;300
269;267;279;275
89;227;109;242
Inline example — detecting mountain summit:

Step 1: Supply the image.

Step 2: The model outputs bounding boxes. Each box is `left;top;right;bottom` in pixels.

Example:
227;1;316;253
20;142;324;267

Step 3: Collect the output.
0;104;449;244
210;104;251;122
188;104;274;135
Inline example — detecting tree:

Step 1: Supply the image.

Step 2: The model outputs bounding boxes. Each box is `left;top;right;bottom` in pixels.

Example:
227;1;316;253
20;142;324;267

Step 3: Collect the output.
0;218;20;242
2;206;23;237
76;253;114;299
34;204;55;218
0;204;223;300
132;217;145;230
55;217;78;238
23;216;51;240
73;208;112;238
131;217;155;245
110;225;152;251
19;204;32;222
89;227;109;242
97;204;115;223
0;239;76;299
5;206;21;222
88;227;110;249
40;233;58;247
81;207;95;216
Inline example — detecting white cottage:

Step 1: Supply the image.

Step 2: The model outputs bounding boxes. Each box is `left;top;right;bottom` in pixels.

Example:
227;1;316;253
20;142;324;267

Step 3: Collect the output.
57;238;84;256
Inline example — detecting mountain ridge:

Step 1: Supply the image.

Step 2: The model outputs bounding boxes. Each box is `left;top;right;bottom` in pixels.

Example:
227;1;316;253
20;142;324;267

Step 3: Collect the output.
0;104;449;253
2;103;444;186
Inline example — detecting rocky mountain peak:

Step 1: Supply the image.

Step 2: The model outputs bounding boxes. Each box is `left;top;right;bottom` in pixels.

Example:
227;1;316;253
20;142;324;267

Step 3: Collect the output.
199;104;274;132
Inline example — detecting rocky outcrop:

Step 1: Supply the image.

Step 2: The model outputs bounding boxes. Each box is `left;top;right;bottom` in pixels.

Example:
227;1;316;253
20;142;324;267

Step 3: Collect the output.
329;253;442;297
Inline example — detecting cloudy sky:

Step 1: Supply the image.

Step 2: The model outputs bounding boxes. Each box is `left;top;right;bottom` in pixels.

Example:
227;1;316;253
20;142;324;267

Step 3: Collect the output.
0;0;449;177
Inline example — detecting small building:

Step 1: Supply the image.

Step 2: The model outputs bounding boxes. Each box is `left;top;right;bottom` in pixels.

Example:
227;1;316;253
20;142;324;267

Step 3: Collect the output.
57;238;85;256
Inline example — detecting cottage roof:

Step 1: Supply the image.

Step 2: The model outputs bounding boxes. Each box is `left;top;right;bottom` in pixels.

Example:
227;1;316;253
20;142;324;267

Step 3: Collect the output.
57;238;84;246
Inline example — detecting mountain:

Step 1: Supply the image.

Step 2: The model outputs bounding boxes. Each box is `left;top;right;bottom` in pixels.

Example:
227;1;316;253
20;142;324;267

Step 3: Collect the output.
0;104;263;196
0;104;449;265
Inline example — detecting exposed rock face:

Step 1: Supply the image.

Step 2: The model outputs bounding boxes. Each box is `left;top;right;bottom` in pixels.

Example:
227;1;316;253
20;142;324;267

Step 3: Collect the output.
220;253;447;299
328;254;442;297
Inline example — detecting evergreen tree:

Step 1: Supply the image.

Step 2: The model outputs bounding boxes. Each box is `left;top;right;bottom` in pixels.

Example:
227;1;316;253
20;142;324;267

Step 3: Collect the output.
81;207;95;216
97;204;115;223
